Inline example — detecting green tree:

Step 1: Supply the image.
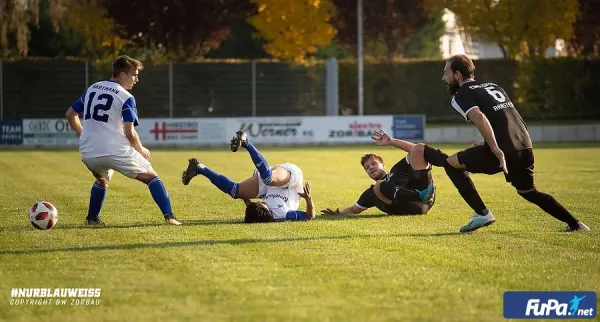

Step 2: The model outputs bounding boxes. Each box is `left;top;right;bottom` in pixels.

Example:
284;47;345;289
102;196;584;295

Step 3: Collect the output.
404;10;445;58
104;0;256;61
0;0;68;57
332;0;431;59
566;0;600;58
426;0;579;59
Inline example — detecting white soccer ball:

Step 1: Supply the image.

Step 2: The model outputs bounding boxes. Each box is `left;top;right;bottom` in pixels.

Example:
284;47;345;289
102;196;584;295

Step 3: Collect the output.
29;201;58;230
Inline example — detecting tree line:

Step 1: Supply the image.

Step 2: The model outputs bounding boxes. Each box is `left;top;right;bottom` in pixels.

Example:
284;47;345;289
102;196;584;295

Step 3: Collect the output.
1;0;598;62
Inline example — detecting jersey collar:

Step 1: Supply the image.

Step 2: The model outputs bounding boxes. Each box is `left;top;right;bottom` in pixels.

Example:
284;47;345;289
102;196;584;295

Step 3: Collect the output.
460;78;475;86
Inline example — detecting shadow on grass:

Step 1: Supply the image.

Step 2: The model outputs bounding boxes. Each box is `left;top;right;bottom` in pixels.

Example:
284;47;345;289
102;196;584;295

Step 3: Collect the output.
1;231;464;255
316;214;390;221
53;219;244;230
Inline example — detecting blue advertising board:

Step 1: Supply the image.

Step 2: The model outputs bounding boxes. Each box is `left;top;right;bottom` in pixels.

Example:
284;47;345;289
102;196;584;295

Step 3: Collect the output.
0;120;23;145
392;115;425;141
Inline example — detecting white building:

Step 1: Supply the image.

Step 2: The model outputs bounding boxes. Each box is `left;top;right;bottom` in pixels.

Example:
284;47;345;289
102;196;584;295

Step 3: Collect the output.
440;9;565;59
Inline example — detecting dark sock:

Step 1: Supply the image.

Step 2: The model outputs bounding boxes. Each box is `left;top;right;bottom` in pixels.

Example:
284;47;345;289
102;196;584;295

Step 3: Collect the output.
87;182;107;220
519;189;579;228
197;166;239;198
423;145;449;167
147;177;173;216
444;161;488;215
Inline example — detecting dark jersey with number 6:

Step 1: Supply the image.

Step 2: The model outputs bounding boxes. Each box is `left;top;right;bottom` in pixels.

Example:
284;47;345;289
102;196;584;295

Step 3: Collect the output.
451;80;532;152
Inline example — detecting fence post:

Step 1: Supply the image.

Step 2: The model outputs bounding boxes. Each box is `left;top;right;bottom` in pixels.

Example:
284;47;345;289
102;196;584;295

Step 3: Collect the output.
169;61;173;118
357;0;364;116
326;58;339;116
0;60;3;120
252;60;257;117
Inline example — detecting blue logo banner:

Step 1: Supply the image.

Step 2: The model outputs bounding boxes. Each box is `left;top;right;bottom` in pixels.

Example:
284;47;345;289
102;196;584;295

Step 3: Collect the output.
504;291;597;319
392;115;425;141
0;120;23;145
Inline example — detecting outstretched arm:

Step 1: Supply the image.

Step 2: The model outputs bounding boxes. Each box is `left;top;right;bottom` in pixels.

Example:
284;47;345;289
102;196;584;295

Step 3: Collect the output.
321;204;365;216
466;108;507;174
371;130;415;153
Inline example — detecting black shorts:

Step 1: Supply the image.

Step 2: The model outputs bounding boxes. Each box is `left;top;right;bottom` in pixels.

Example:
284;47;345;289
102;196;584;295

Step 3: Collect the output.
457;146;535;190
378;168;435;214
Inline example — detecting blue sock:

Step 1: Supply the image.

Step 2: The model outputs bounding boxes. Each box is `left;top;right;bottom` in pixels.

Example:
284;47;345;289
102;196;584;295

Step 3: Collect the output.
87;182;107;220
197;166;239;198
245;141;272;184
148;177;173;216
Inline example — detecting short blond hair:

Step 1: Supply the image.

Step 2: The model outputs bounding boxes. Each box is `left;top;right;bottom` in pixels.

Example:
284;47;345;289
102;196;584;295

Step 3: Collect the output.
112;55;143;77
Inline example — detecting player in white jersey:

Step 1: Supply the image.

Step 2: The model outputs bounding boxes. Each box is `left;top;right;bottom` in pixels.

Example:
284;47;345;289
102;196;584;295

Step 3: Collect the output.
65;55;182;226
181;131;315;223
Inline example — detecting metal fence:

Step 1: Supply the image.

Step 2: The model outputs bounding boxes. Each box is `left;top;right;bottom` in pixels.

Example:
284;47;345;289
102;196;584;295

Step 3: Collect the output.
2;59;600;122
0;60;329;119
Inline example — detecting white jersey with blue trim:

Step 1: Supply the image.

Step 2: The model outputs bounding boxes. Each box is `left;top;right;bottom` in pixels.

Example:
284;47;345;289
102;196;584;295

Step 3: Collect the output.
71;80;139;158
256;163;304;221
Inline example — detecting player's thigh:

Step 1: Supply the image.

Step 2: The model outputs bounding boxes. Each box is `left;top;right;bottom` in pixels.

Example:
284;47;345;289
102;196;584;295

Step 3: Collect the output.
238;175;260;199
108;149;153;180
277;163;303;191
506;149;535;191
81;158;114;185
269;166;292;186
457;145;502;175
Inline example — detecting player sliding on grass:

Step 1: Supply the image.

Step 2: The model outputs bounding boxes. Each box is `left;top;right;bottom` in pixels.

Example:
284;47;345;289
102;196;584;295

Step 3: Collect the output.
321;130;435;216
181;130;315;223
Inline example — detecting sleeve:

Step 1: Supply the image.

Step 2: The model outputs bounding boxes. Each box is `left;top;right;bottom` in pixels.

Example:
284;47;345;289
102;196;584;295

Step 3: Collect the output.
285;210;308;221
451;90;478;122
71;91;87;114
355;186;375;210
122;97;139;126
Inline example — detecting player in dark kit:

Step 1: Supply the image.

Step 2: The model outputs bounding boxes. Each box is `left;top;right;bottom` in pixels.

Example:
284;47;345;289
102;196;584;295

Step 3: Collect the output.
321;130;435;216
421;54;590;232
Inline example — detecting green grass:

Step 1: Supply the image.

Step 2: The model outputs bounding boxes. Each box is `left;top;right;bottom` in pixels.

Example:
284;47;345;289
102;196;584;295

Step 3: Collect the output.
1;144;599;322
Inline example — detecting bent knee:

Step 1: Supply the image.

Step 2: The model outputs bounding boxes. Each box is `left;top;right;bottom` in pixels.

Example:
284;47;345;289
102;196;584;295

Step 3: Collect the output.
410;143;426;156
95;179;109;187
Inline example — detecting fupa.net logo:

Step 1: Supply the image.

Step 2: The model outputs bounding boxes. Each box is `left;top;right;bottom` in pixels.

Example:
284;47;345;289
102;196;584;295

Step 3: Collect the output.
504;291;597;319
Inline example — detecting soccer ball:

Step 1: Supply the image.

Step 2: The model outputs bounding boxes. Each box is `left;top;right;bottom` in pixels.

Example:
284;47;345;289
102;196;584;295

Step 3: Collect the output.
29;201;58;230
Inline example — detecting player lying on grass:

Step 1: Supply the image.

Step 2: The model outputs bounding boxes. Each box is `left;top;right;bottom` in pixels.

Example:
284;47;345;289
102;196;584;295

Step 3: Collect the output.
181;130;315;223
321;130;436;216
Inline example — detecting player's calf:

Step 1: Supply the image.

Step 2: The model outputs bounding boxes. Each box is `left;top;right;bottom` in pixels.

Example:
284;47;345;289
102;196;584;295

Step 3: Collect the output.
182;158;240;199
517;189;585;231
235;131;273;185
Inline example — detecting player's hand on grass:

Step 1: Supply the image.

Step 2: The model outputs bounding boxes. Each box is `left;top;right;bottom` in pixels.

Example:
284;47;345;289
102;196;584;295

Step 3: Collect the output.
320;208;340;216
298;182;312;200
492;147;508;174
472;140;484;147
371;130;392;146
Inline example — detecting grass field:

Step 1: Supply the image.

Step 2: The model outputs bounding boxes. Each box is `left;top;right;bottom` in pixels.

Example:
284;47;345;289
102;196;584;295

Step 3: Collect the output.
1;144;599;322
